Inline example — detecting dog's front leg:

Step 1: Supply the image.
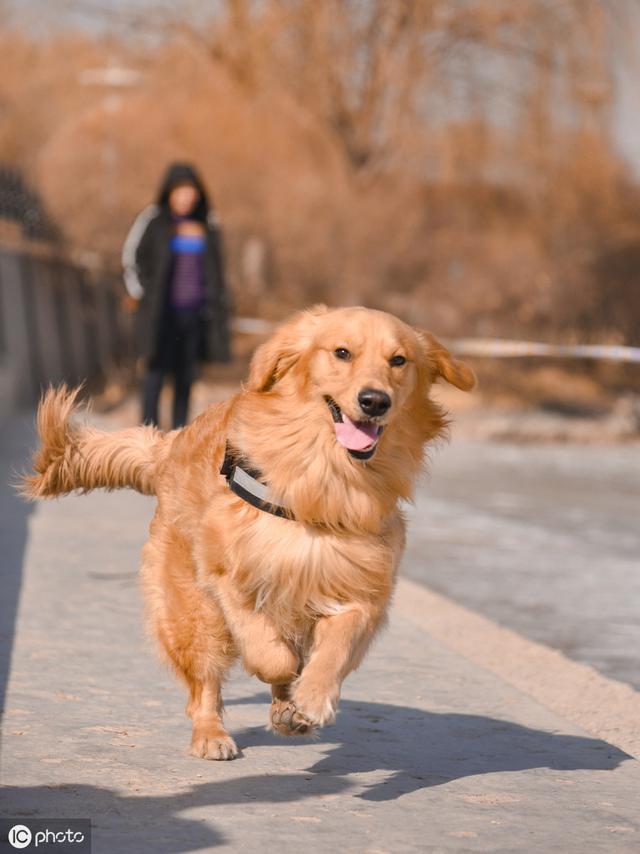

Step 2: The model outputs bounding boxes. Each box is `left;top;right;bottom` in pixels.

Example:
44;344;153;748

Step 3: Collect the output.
213;575;299;685
291;604;383;729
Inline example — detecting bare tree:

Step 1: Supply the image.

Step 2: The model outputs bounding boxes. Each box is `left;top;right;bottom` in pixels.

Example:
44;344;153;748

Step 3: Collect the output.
4;0;639;341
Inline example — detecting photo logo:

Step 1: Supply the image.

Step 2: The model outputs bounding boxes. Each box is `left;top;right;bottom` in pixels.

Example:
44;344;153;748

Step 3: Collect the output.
8;825;32;849
1;819;90;852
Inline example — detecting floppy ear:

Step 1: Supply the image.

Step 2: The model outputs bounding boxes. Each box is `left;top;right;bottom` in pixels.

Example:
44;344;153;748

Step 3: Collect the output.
246;305;328;392
417;330;476;391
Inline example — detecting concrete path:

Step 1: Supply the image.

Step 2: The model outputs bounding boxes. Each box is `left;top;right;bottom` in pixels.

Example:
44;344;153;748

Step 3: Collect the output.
1;416;639;852
406;440;640;690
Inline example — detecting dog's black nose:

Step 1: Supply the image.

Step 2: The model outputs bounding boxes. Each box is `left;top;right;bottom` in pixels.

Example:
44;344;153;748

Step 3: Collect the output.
358;388;391;417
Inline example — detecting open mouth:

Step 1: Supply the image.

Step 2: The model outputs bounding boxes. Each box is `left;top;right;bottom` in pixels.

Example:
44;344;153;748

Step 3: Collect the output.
325;397;383;461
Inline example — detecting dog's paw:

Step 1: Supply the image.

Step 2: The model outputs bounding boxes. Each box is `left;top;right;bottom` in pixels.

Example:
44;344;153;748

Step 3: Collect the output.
291;679;339;728
190;728;239;760
269;699;314;737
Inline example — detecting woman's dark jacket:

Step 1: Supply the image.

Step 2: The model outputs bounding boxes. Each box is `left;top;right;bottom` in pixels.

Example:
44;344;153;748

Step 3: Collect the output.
122;204;231;366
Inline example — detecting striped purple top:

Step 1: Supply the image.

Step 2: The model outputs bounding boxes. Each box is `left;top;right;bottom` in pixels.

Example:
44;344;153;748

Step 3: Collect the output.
169;233;206;309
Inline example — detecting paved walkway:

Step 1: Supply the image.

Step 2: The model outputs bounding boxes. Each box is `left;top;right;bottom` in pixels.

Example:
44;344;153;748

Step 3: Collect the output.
0;415;639;853
406;439;640;689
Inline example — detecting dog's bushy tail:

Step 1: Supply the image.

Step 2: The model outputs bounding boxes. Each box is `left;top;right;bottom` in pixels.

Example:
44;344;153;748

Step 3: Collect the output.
20;386;169;499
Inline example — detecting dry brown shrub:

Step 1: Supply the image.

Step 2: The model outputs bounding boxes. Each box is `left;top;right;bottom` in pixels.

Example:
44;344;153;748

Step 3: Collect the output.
1;0;639;345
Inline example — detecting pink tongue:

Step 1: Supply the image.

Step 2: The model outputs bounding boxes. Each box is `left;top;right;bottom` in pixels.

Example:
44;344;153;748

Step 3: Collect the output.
334;413;379;451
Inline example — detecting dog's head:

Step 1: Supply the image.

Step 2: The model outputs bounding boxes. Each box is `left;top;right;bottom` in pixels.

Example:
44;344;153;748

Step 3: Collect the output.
246;305;475;463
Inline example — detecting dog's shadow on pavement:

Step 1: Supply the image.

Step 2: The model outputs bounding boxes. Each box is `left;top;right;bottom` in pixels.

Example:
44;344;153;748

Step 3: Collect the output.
2;693;632;853
230;693;632;802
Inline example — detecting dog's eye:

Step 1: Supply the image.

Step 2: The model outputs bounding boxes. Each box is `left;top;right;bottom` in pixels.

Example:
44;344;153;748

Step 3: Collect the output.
389;354;407;367
334;348;352;361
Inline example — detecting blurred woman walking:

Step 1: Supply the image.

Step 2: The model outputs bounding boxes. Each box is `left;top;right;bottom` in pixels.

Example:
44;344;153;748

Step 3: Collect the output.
122;162;231;428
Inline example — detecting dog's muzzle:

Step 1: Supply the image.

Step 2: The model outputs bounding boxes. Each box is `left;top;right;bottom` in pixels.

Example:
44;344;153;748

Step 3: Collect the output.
325;397;383;461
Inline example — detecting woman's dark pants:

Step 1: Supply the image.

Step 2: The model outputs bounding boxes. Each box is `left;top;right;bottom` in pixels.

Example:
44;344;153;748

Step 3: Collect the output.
142;308;201;429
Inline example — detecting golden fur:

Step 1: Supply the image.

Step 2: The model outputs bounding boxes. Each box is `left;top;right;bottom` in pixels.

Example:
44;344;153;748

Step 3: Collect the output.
22;305;475;760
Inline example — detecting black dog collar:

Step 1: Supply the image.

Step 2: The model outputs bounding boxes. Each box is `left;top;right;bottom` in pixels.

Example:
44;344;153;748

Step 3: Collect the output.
220;443;294;520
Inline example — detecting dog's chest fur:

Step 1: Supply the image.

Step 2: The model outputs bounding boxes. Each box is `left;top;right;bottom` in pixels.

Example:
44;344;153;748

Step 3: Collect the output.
202;502;405;635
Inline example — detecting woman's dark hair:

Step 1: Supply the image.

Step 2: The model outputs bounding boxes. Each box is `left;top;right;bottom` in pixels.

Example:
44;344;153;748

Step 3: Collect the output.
156;161;211;222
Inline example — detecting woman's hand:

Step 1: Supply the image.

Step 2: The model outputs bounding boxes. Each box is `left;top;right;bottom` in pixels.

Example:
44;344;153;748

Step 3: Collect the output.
122;294;141;314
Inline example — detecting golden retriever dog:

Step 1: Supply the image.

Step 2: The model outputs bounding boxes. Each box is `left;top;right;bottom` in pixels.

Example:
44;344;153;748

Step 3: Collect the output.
22;305;474;760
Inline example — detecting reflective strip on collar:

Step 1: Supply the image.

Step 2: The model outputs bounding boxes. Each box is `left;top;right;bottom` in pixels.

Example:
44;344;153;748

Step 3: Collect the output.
221;443;294;520
230;464;270;503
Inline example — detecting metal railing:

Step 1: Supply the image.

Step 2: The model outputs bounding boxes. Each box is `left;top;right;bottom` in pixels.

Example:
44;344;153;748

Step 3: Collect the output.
450;338;640;364
231;318;640;364
2;261;636;421
0;245;131;412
